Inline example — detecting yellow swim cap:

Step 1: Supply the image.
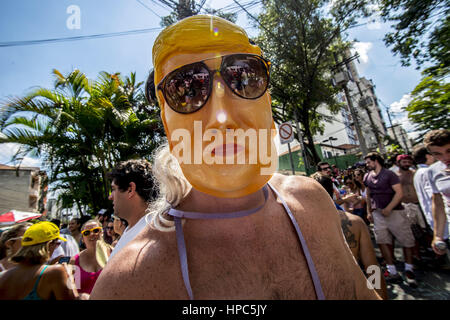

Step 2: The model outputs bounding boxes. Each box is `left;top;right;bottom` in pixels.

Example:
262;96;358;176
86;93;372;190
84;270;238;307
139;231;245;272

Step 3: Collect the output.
152;14;261;86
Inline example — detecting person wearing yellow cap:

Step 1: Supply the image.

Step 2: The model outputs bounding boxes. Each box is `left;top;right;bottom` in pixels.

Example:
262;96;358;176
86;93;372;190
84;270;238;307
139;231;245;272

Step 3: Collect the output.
91;15;380;300
0;221;81;300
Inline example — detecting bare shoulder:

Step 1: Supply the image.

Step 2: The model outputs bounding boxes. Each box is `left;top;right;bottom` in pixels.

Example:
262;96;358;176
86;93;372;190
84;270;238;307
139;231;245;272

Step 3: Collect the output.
42;264;66;281
269;173;339;220
270;173;324;194
271;174;379;299
342;211;366;227
90;223;184;299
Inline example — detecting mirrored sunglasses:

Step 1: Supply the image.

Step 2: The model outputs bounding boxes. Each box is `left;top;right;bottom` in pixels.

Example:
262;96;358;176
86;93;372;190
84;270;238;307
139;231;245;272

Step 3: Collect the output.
157;53;270;114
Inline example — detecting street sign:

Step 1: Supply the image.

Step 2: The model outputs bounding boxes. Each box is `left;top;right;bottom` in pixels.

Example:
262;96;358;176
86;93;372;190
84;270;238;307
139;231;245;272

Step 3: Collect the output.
279;122;294;144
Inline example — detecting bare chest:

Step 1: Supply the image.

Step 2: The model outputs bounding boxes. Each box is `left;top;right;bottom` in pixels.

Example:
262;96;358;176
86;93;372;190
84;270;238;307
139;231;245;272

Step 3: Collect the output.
149;206;357;299
185;227;316;299
398;171;414;187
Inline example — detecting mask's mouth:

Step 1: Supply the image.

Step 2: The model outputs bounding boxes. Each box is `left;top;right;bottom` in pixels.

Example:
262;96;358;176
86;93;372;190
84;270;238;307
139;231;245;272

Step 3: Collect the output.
211;143;244;157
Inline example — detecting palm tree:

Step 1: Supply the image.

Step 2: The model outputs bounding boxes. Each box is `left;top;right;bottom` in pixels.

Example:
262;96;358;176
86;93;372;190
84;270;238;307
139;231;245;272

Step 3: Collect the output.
0;69;165;216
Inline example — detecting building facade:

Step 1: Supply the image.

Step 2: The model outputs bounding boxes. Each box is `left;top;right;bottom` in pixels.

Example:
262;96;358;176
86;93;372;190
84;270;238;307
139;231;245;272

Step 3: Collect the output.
0;164;47;215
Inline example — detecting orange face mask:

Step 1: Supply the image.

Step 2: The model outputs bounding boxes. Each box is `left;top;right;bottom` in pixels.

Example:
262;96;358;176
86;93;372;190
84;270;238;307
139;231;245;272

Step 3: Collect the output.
153;15;278;198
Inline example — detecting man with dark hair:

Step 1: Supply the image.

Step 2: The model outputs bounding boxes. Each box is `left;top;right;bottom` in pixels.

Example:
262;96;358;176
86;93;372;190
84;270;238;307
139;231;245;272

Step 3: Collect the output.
396;154;427;264
364;152;385;167
423;129;450;256
317;161;331;173
364;152;417;286
316;161;355;207
107;159;155;261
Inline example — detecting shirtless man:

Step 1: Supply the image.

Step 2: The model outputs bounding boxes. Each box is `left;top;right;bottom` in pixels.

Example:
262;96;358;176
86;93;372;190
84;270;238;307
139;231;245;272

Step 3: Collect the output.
90;15;379;300
396;154;427;264
396;155;426;227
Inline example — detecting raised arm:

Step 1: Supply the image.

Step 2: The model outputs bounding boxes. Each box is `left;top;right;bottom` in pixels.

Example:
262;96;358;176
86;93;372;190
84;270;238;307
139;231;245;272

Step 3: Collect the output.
431;193;448;255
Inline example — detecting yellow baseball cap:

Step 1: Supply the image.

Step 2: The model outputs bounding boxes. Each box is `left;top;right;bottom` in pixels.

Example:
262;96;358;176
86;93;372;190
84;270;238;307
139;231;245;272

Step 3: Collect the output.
21;221;67;246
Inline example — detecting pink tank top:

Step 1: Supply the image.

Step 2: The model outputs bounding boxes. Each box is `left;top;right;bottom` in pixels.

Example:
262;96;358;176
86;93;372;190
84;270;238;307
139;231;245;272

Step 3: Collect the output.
74;253;102;294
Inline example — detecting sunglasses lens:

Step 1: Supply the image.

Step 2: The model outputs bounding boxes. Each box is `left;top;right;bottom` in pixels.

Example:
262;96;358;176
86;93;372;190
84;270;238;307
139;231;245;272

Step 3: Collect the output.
163;63;210;113
221;54;269;99
82;231;90;237
93;228;101;234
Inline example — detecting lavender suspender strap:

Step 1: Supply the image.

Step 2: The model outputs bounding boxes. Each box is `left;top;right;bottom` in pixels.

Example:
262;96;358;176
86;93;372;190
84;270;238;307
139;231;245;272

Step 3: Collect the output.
267;182;325;300
173;217;194;300
169;185;269;300
169;184;325;300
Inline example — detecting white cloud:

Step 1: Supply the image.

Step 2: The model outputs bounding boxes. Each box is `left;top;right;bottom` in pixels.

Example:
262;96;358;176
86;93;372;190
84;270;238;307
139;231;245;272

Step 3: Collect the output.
390;94;420;139
0;143;41;168
390;94;411;113
351;42;373;64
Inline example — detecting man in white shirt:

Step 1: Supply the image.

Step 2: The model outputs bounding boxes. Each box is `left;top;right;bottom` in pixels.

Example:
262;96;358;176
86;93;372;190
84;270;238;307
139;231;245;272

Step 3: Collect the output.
423;129;450;256
412;145;441;236
106;160;156;261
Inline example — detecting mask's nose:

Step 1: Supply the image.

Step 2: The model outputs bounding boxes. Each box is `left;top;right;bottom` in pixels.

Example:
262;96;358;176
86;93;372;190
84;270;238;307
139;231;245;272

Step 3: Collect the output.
204;76;239;132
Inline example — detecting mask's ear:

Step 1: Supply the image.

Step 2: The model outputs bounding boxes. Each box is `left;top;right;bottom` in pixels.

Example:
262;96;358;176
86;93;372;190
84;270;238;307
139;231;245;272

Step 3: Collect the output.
145;69;156;104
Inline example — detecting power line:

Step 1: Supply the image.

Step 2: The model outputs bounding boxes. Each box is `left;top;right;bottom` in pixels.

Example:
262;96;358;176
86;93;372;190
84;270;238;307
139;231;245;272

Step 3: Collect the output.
148;0;172;11
136;0;162;18
0;27;162;48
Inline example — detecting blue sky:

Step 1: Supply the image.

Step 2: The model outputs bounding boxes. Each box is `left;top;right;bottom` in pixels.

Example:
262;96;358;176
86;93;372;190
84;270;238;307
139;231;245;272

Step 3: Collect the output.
0;0;423;167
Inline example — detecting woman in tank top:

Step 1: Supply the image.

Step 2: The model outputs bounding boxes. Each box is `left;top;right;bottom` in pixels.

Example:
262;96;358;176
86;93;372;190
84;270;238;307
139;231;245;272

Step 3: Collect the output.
70;219;111;295
0;221;80;300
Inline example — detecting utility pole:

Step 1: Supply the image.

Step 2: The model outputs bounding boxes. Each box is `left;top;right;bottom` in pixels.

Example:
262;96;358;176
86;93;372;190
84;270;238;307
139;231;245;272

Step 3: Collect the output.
293;109;311;175
287;142;296;175
384;104;401;145
399;125;411;153
350;73;385;153
332;53;369;156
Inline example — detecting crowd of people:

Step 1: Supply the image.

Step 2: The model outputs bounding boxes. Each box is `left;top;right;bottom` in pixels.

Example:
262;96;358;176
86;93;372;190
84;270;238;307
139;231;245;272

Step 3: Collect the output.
0;15;448;300
312;129;450;291
0;159;153;299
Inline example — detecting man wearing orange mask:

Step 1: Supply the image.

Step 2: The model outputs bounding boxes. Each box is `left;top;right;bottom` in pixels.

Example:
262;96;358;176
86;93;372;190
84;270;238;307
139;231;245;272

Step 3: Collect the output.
91;15;380;300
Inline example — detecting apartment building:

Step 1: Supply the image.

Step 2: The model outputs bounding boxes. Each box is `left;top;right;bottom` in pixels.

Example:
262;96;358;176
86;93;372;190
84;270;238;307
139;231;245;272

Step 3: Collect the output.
0;164;47;215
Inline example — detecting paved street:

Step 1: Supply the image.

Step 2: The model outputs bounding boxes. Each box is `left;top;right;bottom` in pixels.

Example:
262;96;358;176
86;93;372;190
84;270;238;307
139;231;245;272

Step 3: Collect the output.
382;248;450;300
369;225;450;300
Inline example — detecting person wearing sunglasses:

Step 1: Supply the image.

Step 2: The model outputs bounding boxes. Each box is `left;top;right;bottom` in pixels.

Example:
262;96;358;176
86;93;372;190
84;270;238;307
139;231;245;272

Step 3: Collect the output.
0;222;32;272
91;15;379;300
111;215;128;248
0;221;81;300
69;220;111;296
316;162;356;208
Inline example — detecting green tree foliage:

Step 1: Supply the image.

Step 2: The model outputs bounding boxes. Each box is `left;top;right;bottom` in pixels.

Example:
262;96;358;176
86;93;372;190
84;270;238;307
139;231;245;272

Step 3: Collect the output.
0;69;165;216
159;0;237;27
254;0;370;166
377;0;449;75
406;70;450;132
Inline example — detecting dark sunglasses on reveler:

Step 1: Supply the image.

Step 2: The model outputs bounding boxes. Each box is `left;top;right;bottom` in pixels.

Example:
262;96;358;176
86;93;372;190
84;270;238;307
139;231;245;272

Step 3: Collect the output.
145;53;271;114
